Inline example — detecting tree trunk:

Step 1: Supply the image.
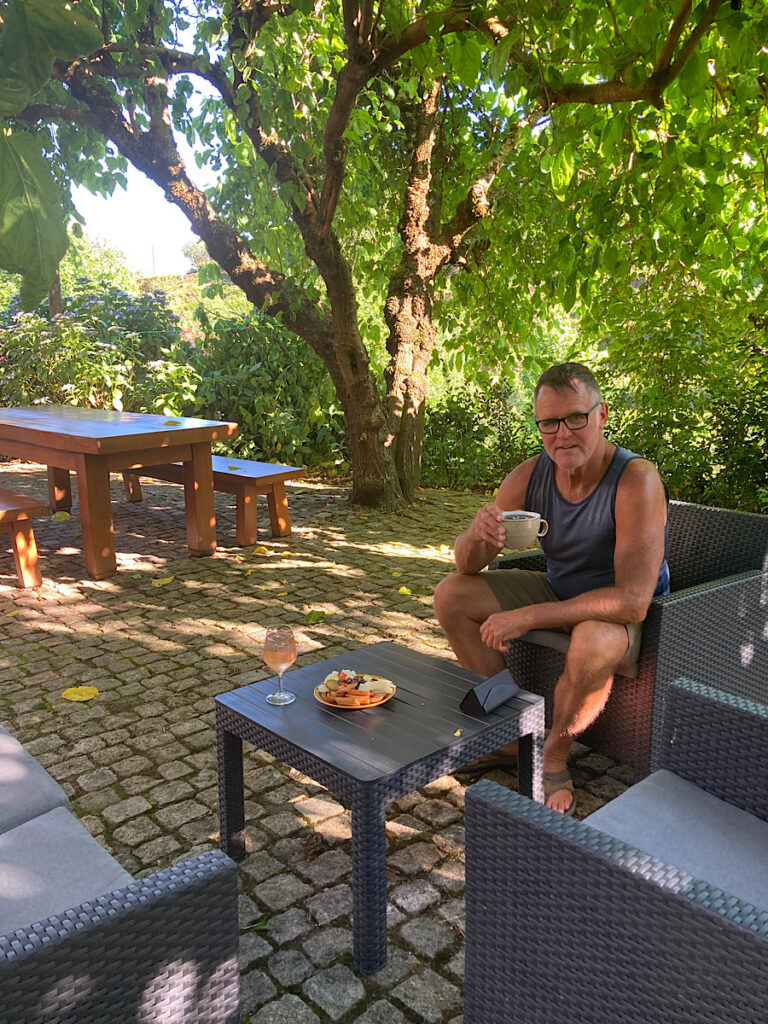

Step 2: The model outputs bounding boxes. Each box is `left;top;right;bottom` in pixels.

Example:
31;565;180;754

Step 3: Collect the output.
48;269;62;317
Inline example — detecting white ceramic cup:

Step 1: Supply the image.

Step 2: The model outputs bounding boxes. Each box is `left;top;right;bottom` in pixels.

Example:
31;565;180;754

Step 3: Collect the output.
501;510;548;550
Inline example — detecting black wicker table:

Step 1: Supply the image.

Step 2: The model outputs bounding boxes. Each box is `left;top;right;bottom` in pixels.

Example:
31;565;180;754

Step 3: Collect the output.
215;641;544;973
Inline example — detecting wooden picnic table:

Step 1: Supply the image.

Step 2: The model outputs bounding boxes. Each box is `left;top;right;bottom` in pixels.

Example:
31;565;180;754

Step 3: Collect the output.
0;406;238;579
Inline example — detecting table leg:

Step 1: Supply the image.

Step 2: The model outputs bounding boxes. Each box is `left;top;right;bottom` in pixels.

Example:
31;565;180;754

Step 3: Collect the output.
217;722;246;861
267;482;291;536
183;442;216;556
517;728;545;804
47;466;72;510
74;455;116;579
350;795;388;974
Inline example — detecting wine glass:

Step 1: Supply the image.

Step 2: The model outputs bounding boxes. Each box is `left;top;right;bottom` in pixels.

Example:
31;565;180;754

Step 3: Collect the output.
263;626;297;705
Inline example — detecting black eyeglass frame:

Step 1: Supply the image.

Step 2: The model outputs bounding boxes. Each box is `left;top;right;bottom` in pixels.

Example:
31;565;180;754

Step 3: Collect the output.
535;401;603;435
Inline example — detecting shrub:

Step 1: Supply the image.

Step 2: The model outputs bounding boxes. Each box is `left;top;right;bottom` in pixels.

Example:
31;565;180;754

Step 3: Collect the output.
422;378;540;490
0;280;197;414
189;310;346;466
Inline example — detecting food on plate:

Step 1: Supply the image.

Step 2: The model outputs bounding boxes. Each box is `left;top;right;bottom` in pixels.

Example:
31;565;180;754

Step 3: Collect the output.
315;669;395;708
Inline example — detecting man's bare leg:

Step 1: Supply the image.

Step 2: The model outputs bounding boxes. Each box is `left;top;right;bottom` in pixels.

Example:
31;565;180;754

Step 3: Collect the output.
433;573;506;676
544;619;629;812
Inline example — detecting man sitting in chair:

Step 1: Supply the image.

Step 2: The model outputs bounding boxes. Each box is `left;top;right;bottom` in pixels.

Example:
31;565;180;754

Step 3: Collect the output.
433;362;669;814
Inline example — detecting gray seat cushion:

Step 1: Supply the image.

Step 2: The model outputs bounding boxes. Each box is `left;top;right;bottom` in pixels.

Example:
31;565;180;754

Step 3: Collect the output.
587;769;768;909
0;725;70;834
519;629;639;678
0;806;133;936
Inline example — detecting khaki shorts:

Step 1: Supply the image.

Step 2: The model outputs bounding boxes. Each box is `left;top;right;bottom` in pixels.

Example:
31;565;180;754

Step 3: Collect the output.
483;568;642;670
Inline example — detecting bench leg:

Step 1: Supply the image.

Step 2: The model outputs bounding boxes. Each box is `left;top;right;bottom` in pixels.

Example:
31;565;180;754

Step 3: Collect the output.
122;471;144;502
266;482;292;537
47;466;72;510
9;521;42;587
236;487;258;547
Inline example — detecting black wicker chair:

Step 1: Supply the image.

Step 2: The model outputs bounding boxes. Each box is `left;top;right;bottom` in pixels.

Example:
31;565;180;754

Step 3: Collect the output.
495;499;768;777
0;849;239;1024
464;671;768;1024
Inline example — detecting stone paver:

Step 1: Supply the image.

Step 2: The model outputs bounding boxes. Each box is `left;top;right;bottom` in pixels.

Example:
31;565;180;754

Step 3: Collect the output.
0;463;632;1023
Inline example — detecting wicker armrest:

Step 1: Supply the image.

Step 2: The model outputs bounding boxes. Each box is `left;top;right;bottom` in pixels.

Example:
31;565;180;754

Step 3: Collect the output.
0;849;239;1024
465;780;768;1024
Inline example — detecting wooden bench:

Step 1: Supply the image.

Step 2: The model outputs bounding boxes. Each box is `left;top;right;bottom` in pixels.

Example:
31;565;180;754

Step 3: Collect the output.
122;456;306;545
0;487;50;588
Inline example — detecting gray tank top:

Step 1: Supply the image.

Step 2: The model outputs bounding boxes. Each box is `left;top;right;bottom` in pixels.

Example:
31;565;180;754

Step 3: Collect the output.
525;446;670;601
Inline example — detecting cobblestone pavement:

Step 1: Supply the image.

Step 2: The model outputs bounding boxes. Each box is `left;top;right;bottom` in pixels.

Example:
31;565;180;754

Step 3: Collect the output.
0;461;634;1023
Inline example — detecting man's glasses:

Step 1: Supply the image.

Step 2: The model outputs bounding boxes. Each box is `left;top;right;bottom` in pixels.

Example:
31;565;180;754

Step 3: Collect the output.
535;402;602;435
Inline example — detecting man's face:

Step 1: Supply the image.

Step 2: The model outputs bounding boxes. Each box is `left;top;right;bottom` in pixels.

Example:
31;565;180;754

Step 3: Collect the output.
534;381;607;472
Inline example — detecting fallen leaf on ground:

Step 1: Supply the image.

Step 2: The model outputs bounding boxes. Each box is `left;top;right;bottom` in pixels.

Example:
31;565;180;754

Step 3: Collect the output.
304;609;326;624
253;546;269;555
391;571;401;577
163;419;181;425
277;591;288;597
151;576;174;587
61;686;99;702
5;609;20;617
398;586;412;595
131;572;142;579
51;510;71;522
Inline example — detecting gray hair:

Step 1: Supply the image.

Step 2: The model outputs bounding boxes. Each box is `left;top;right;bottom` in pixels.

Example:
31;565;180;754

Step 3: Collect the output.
533;362;602;404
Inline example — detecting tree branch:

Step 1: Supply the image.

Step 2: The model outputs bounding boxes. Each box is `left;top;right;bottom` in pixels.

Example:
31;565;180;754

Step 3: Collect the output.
546;0;724;110
653;0;692;75
79;44;235;106
38;57;330;351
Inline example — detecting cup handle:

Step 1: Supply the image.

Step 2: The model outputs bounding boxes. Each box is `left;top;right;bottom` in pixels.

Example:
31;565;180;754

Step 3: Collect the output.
537;519;548;537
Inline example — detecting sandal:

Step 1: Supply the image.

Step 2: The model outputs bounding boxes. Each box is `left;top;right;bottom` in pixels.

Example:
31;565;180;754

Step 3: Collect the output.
544;768;576;816
453;750;518;777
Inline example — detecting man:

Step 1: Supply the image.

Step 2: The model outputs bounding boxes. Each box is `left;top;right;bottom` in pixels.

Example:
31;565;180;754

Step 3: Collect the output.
433;362;669;814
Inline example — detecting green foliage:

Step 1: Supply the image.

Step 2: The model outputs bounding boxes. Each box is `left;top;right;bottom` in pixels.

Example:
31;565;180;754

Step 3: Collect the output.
148;273;252;345
189;310;346;466
0;133;69;308
0;0;102;305
0;279;196;413
422;378;540;491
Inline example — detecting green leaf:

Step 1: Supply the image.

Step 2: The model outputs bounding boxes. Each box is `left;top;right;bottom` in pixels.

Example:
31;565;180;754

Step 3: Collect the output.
0;0;102;116
551;143;575;200
0;133;69;308
678;49;711;98
304;609;326;624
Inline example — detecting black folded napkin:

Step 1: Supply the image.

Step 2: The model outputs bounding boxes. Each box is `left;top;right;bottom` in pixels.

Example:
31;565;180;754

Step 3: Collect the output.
459;670;520;715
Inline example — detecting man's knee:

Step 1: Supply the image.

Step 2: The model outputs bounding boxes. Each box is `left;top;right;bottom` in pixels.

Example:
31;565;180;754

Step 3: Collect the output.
433;572;499;628
434;573;469;624
566;620;628;676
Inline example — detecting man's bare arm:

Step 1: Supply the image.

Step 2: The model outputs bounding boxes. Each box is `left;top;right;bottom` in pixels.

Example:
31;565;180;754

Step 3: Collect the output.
453;459;537;575
480;460;667;649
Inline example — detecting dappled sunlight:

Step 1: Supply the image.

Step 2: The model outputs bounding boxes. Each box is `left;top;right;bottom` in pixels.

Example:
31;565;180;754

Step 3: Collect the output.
0;860;45;900
35;973;95;1019
137;958;201;1023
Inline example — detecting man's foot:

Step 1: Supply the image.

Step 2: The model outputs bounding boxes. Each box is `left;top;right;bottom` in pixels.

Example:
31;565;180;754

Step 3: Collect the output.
544;768;576;816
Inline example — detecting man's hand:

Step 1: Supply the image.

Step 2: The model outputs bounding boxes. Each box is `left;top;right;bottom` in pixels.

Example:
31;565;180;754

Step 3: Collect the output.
467;503;506;551
479;608;531;652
